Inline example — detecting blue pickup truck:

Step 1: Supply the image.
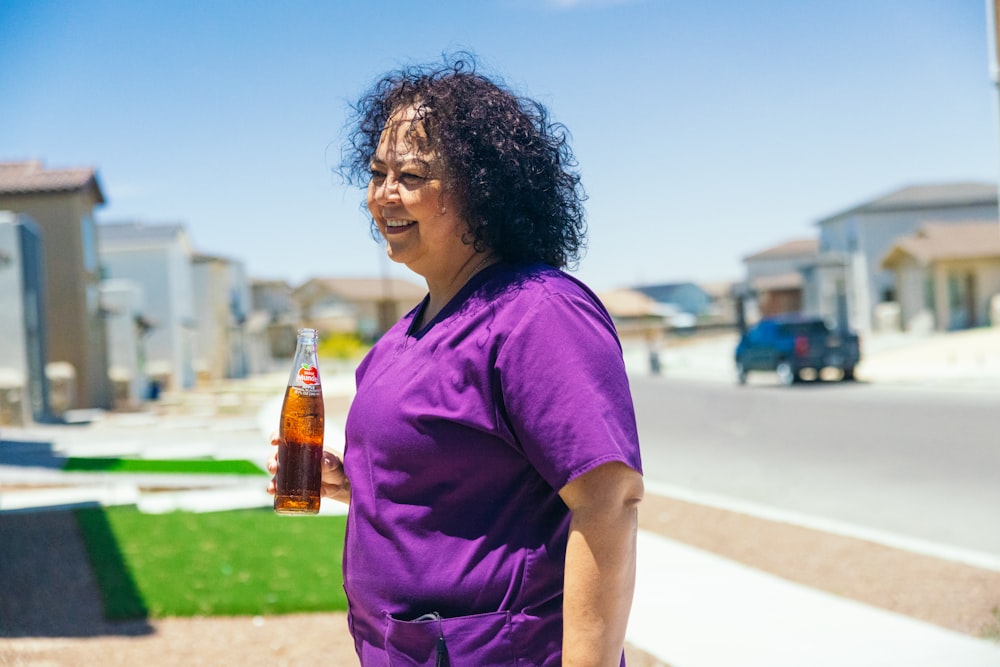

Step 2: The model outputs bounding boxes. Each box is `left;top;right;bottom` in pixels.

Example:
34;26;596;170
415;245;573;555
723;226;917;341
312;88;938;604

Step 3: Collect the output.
734;315;861;386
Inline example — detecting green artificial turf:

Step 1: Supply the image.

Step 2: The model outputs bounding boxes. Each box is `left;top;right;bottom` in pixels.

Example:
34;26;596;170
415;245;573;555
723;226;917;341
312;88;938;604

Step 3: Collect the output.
64;457;266;475
76;506;347;619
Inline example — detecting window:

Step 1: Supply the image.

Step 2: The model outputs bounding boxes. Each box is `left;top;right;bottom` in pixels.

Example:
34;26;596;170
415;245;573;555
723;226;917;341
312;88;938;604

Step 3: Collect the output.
80;215;99;274
777;320;828;337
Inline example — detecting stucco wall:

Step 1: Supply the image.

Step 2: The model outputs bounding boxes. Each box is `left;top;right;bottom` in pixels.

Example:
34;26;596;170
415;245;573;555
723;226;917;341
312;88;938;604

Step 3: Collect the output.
101;244;195;391
0;192;111;409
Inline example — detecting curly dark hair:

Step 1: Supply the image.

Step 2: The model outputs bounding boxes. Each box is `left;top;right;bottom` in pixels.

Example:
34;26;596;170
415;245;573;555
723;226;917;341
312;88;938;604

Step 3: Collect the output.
339;54;587;269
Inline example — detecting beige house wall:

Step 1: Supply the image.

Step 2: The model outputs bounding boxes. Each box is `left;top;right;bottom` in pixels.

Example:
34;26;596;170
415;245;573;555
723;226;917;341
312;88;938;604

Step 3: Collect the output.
929;259;1000;330
890;256;1000;331
931;264;949;331
893;261;933;332
982;264;1000;325
0;191;111;409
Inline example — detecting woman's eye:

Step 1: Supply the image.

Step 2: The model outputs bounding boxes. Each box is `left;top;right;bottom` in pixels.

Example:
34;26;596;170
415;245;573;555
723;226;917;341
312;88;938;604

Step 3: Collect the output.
400;172;425;183
369;169;386;184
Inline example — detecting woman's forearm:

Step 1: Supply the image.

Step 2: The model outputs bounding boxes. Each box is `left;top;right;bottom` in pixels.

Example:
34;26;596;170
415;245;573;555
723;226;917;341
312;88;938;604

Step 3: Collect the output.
560;463;643;666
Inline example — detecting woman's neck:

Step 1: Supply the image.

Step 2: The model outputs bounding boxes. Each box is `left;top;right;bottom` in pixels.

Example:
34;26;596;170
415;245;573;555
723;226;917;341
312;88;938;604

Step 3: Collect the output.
418;252;496;329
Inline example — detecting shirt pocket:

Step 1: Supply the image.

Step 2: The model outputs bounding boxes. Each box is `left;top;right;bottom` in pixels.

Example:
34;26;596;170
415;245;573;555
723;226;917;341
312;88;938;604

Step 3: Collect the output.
383;610;516;666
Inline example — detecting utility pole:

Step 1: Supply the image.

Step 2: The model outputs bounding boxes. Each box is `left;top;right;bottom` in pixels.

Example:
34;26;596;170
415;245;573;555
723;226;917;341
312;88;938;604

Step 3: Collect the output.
989;0;1000;216
991;0;1000;82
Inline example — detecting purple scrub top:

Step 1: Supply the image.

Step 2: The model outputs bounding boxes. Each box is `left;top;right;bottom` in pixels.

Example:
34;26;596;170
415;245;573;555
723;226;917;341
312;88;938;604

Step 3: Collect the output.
343;263;642;666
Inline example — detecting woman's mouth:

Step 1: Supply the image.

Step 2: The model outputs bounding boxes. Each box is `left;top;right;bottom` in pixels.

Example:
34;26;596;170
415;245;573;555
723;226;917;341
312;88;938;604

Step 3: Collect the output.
385;219;416;229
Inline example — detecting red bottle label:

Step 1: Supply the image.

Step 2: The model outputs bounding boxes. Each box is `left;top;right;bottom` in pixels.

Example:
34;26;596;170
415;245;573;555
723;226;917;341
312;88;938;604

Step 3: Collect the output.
298;364;319;385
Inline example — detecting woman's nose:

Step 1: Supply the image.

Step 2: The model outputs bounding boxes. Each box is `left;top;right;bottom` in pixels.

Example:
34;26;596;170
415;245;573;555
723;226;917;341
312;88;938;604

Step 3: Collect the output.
374;174;400;203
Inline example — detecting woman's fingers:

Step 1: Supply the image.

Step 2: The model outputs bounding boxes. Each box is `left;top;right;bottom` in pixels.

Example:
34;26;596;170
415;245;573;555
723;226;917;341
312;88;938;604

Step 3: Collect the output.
322;450;343;473
266;430;281;495
320;450;351;503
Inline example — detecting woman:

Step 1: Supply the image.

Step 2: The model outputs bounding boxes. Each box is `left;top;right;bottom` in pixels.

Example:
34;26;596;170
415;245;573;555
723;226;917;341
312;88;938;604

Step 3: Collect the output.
270;55;643;666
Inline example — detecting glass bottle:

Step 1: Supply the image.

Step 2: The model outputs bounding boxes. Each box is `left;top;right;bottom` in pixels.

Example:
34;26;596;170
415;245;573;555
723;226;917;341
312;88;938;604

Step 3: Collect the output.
274;328;324;515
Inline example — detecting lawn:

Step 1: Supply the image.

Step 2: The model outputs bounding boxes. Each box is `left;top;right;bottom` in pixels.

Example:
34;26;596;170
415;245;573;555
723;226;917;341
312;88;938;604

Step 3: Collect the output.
64;457;266;475
76;506;347;619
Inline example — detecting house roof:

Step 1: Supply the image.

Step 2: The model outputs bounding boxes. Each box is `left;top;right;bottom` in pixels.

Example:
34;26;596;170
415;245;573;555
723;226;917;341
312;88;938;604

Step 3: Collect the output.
743;238;818;262
818;182;997;225
698;280;738;299
0;160;106;204
882;221;1000;268
98;221;189;247
193;252;242;266
750;271;804;291
251;278;292;289
296;277;427;303
597;289;665;319
631;281;708;303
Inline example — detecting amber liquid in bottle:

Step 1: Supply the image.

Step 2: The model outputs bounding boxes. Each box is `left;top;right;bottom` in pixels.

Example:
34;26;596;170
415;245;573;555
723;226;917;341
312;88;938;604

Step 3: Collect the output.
275;330;324;515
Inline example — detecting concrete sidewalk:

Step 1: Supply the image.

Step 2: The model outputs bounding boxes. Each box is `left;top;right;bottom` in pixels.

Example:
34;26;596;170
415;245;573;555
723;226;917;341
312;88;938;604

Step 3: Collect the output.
630;531;1000;666
2;330;1000;666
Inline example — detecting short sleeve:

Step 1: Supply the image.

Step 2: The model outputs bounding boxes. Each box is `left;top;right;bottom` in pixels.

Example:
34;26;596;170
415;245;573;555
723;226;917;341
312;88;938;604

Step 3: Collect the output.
495;292;643;492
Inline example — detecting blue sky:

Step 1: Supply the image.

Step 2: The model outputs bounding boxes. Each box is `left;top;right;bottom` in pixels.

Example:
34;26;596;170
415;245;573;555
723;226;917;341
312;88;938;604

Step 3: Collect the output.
1;0;996;291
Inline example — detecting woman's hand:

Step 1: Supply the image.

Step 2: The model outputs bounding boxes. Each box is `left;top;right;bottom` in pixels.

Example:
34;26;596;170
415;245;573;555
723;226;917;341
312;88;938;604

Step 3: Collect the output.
320;448;352;504
267;432;352;505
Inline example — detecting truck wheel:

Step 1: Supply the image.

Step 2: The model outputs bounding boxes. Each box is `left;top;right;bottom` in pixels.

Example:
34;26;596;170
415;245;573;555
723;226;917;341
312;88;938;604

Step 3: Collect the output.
736;362;747;385
776;361;796;386
841;367;856;382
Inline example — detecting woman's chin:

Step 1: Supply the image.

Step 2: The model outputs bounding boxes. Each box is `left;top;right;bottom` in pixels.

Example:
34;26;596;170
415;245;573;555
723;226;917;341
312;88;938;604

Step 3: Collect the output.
384;247;415;270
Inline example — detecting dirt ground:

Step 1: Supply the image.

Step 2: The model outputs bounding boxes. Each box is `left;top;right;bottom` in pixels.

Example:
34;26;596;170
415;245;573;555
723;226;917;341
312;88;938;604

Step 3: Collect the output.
1;494;998;666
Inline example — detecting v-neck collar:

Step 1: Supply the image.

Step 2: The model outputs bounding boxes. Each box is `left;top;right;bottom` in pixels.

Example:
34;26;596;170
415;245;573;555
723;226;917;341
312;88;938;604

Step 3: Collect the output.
405;262;505;339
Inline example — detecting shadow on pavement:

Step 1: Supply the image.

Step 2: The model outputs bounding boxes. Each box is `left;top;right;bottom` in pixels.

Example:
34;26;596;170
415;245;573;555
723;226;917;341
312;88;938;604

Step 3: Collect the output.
0;437;68;469
0;508;153;638
752;378;871;391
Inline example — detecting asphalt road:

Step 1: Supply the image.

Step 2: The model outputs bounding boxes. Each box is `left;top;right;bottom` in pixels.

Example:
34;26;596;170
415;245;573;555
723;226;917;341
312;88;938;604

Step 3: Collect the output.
630;376;1000;559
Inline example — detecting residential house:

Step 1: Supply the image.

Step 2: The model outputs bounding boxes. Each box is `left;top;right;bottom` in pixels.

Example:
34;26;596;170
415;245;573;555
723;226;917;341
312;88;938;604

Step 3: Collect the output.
191;253;257;382
882;221;1000;331
97;222;196;392
252;279;298;324
812;183;998;333
741;239;819;319
0;212;51;424
0;160;112;410
597;287;669;373
632;282;712;316
251;278;300;359
101;279;150;409
630;282;716;328
294;276;427;339
598;288;667;332
699;280;740;326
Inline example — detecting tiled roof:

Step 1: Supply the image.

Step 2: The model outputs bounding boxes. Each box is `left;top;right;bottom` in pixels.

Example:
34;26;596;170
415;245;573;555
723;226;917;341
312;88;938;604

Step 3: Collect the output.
819;182;997;224
882;221;1000;267
0;160;105;203
296;276;427;302
597;288;664;318
743;238;819;261
867;183;997;210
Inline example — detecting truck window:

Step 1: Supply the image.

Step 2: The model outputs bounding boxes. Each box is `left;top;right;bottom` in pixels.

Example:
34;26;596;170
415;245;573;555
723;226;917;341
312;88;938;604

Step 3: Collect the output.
777;321;828;337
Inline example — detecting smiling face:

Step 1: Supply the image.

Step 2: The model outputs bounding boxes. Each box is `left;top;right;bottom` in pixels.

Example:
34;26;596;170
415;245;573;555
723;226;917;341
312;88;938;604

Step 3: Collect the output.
366;106;475;283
